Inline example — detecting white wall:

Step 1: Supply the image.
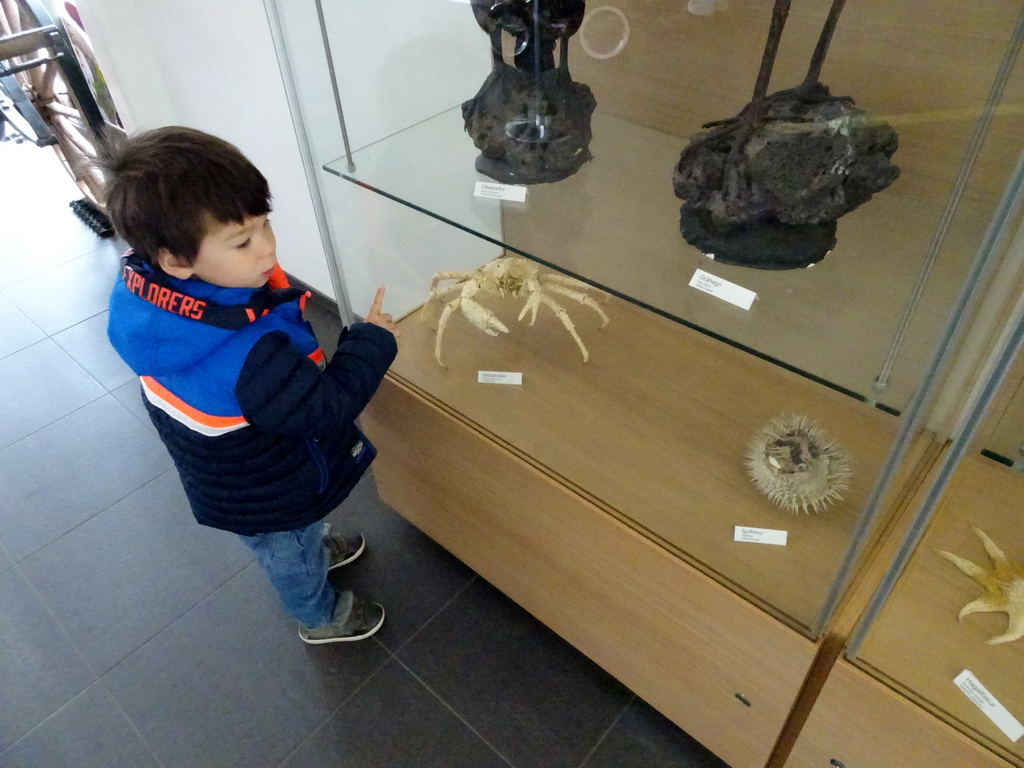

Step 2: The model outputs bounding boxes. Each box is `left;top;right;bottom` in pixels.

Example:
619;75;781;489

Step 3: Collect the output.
78;0;503;320
272;0;503;319
76;0;336;298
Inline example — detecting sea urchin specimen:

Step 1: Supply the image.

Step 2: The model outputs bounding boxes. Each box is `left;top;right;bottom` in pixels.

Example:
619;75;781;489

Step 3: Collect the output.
937;528;1024;646
745;415;852;514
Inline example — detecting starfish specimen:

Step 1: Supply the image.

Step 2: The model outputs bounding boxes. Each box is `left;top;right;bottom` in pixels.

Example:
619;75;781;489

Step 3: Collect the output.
937;528;1024;645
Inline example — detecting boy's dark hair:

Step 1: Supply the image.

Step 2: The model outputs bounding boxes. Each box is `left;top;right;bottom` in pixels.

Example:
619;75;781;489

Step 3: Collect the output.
100;126;271;266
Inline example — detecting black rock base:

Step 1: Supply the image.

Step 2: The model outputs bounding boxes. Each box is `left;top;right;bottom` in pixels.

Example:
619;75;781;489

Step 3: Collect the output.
679;204;837;271
463;61;596;186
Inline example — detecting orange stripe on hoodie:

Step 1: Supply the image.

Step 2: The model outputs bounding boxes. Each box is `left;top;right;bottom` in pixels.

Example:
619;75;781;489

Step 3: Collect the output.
141;376;249;436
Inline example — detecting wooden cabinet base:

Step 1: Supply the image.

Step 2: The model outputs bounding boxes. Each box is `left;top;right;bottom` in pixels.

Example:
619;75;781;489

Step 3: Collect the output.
786;658;1015;768
362;375;818;768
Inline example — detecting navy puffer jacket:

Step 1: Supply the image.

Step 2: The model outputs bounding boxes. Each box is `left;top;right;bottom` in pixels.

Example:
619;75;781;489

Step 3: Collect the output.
108;256;397;535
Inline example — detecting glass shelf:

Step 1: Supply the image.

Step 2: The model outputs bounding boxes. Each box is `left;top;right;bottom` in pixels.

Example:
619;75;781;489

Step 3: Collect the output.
324;105;988;412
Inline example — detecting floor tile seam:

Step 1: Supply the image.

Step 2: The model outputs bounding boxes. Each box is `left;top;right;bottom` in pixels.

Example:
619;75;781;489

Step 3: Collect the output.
9;458;175;565
111;376;156;416
0;340;109;452
576;693;636;768
42;307;113;345
387;573;480;656
2;563;102;744
96;677;170;768
98;560;264;682
392;655;519;768
20;472;256;677
272;650;396;767
47;309;136;395
15;558;104;681
78;544;257;675
0;680;105;759
48;307;111;341
0;337;46;364
0;241;116;295
0;292;46;348
1;383;108;445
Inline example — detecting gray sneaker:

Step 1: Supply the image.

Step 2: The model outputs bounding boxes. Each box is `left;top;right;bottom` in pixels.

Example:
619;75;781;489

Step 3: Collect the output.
324;527;365;571
299;597;385;644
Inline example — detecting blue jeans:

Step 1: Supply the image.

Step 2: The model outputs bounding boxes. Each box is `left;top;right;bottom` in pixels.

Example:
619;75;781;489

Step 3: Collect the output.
238;520;353;628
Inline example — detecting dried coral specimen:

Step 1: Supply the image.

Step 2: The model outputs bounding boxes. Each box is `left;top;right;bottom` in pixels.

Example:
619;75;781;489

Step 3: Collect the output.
937;528;1024;645
745;415;852;514
672;0;899;269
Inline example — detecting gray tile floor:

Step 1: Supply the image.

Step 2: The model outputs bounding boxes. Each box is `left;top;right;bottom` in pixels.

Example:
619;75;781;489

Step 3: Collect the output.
0;137;731;767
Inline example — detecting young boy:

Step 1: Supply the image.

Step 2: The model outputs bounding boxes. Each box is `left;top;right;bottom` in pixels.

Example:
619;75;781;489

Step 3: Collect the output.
103;126;399;644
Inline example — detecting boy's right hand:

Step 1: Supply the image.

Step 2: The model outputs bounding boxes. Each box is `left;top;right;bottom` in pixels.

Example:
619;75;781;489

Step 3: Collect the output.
365;286;400;337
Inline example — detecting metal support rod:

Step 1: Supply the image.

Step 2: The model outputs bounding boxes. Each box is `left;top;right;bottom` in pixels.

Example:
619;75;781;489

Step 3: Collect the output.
263;0;355;324
313;0;355;174
848;287;1024;657
812;145;1024;639
873;6;1024;391
752;0;792;105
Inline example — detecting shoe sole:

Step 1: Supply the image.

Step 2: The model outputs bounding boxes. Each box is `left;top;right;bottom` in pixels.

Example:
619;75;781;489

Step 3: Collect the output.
327;535;366;571
298;606;385;645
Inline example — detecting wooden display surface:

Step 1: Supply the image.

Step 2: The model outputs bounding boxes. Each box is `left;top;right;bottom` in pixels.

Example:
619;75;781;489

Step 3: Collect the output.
855;455;1024;765
393;289;901;632
786;657;1015;768
363;373;817;768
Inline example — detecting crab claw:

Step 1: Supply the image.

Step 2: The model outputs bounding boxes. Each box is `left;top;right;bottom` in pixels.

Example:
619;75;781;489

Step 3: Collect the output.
461;298;509;336
518;292;542;325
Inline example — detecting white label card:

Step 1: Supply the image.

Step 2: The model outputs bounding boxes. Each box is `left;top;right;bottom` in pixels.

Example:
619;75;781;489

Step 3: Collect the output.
478;371;523;386
689;269;757;310
734;526;788;546
474;181;528;203
954;670;1024;742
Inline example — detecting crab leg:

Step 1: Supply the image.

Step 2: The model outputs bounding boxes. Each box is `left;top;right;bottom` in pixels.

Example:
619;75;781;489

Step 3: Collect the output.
429;271;475;291
460;298;509;336
538;294;590;362
434;298;461;366
517;279;544;325
539;272;607;297
544;283;610;327
420;281;465;320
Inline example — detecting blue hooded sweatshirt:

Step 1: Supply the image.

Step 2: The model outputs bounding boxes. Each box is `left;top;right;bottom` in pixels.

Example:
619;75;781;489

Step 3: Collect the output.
107;254;398;534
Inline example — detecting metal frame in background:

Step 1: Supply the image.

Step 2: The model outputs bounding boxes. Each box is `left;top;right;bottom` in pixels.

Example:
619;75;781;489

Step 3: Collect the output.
0;0;105;146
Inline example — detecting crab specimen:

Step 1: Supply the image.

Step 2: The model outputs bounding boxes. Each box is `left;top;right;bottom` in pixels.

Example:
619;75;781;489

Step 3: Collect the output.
420;256;609;366
937;528;1024;645
744;415;852;514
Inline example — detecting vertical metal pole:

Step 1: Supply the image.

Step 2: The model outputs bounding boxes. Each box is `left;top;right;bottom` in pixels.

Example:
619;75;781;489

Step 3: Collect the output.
848;291;1024;657
873;7;1024;392
263;0;354;324
313;0;356;174
812;147;1024;638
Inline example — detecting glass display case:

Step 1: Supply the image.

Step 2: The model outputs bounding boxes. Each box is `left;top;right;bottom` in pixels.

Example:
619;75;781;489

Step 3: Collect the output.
784;267;1024;766
269;0;1023;633
827;290;1024;766
266;2;1024;765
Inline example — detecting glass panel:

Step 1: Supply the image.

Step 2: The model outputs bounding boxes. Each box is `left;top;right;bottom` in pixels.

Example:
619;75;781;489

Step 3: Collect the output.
849;308;1024;765
321;0;1024;411
272;0;1024;636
